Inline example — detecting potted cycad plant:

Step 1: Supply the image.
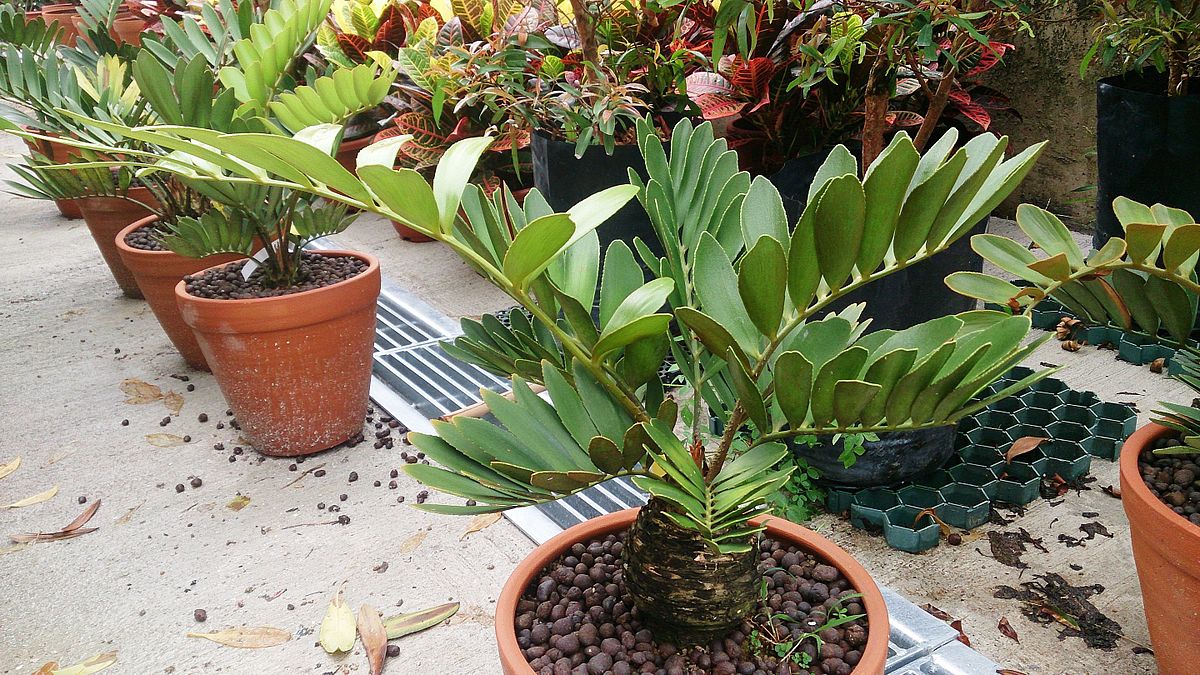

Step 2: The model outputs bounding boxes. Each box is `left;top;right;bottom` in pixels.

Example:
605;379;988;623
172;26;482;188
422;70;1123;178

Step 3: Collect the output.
947;197;1200;674
58;112;1064;671
1085;0;1200;248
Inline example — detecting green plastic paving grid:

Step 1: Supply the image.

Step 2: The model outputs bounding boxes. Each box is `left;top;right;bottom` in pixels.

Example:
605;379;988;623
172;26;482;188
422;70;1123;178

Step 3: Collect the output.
826;366;1137;553
987;295;1195;375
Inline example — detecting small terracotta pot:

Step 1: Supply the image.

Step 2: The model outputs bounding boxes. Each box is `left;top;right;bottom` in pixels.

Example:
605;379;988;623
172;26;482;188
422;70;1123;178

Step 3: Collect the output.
77;188;159;298
38;3;80;45
390;220;435;242
334;134;375;173
175;251;381;456
495;508;890;675
115;216;241;370
111;14;146;45
21;130;84;219
1120;423;1200;673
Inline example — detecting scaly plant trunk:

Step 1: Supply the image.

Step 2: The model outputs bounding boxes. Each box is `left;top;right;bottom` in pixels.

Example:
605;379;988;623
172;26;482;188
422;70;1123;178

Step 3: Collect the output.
913;65;956;152
623;498;758;645
860;50;891;168
567;0;601;83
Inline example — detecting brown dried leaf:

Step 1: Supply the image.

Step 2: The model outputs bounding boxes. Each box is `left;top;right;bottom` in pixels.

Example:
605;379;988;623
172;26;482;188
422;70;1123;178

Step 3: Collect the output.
919;603;953;622
186;626;291;648
950;619;970;646
115;501;144;525
1150;357;1166;374
0;485;58;509
120;378;163;404
31;662;57;674
227;495;251;511
0;456;19;480
1061;339;1083;352
358;605;387;675
10;527;98;543
63;499;101;532
145;433;186;448
162;391;185;415
1006;437;1049;463
398;531;427;554
460;512;502;540
51;650;118;674
1102;484;1122;499
998;616;1019;642
997;670;1029;675
913;508;953;537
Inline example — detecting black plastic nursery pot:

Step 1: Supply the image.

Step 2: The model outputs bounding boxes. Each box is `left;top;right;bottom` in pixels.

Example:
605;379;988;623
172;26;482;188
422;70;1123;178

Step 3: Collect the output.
769;148;988;333
531;131;661;257
1095;73;1200;249
793;426;959;489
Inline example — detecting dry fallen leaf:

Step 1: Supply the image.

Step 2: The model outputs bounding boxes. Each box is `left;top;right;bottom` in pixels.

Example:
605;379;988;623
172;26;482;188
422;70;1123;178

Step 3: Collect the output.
319;587;356;653
120;378;163;404
115;501;144;525
0;485;58;509
1006;437;1049;463
0;456;19;480
1061;339;1083;352
997;670;1029;675
50;650;118;675
162;391;185;415
383;602;461;640
10;500;101;543
187;626;291;648
0;543;29;556
31;662;57;674
998;616;1019;642
460;512;502;540
398;531;427;555
358;605;387;675
227;495;251;512
1150;357;1166;374
145;433;187;448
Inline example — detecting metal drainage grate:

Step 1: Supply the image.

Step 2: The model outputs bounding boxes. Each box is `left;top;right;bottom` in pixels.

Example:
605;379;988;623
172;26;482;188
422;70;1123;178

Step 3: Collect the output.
328;245;1003;675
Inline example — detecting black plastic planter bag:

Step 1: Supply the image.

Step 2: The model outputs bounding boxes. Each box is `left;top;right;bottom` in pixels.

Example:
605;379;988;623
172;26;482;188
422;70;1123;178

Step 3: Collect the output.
531;132;662;257
1095;74;1200;249
770;148;988;333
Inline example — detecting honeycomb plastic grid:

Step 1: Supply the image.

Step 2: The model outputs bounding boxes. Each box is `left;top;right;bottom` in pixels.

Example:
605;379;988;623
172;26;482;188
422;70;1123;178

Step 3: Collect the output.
828;367;1137;553
988;294;1196;375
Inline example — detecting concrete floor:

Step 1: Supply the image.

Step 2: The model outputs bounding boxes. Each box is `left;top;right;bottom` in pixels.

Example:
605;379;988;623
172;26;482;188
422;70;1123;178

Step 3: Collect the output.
0;131;1186;674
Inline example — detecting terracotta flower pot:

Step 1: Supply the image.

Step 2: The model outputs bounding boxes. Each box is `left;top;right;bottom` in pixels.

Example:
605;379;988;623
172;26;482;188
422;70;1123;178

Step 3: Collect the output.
390;220;435;242
175;251;381;456
1120;423;1200;673
334;134;375;173
111;14;146;45
20;129;85;219
495;508;890;675
115;216;242;371
38;3;80;45
77;188;159;298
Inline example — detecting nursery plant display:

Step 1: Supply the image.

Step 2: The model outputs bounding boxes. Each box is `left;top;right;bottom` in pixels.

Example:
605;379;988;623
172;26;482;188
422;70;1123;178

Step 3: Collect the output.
1086;0;1200;248
947;196;1200;673
54;103;1069;671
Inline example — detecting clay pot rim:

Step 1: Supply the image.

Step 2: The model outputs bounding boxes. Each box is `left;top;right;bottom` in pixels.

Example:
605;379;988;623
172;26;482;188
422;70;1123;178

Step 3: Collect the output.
173;248;381;307
1120;423;1200;545
495;508;890;675
114;214;167;257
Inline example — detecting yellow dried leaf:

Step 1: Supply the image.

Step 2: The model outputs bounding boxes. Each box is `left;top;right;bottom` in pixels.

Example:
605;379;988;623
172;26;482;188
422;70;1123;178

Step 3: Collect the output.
460;512;502;540
227;495;251;511
0;456;19;480
0;543;29;556
51;650;117;674
319;588;356;653
32;662;57;674
120;379;163;404
145;434;186;448
187;627;291;648
163;391;184;415
398;531;427;554
0;485;58;509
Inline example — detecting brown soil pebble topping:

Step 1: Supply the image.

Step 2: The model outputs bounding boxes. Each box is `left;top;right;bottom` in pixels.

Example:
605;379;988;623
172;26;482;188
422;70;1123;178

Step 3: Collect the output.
124;224;168;251
516;533;868;675
183;252;367;300
1141;436;1200;527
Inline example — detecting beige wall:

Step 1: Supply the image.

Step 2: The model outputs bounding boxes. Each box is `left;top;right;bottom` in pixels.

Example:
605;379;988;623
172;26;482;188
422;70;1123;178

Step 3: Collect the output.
984;5;1104;231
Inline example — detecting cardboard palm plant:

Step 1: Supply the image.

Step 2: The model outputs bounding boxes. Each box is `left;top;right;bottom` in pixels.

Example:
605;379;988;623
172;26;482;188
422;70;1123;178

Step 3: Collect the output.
21;114;1050;641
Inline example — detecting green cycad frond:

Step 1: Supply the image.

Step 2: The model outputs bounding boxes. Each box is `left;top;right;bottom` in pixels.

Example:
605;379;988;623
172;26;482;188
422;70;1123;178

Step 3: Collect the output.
159;207;260;259
948;198;1200;346
269;62;396;134
0;7;62;53
290;201;358;246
